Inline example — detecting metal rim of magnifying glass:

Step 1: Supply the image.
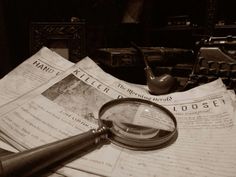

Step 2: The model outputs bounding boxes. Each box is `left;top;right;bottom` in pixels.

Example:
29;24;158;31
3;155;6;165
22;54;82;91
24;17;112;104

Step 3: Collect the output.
98;98;178;151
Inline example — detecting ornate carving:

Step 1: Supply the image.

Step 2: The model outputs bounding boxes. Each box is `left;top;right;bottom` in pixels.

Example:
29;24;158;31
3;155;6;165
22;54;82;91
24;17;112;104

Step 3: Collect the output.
30;22;86;62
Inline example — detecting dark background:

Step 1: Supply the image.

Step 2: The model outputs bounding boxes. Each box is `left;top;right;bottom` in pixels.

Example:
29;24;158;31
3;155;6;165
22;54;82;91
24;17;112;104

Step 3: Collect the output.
0;0;236;78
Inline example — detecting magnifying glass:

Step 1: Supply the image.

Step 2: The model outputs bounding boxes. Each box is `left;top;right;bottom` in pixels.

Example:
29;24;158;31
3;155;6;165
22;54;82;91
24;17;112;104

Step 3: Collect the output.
0;98;178;177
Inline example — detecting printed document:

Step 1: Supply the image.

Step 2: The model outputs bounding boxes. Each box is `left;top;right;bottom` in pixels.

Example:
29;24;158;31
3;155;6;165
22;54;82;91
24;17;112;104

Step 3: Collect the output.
0;57;235;177
0;47;74;152
0;47;74;106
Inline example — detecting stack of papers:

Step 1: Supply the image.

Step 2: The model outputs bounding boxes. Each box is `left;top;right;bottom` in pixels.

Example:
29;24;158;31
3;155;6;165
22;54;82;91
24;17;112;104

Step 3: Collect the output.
0;47;235;177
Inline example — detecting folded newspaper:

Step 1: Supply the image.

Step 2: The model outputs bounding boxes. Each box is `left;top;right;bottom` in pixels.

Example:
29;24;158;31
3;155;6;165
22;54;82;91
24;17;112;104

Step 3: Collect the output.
0;47;74;153
0;47;235;177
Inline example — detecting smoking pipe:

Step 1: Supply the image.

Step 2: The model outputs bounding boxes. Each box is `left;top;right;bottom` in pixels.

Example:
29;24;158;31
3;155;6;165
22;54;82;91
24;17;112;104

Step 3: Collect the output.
144;66;178;95
131;42;178;95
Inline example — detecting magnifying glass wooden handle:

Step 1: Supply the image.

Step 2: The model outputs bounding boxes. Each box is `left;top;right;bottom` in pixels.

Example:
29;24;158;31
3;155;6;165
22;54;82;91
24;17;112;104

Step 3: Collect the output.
0;128;108;177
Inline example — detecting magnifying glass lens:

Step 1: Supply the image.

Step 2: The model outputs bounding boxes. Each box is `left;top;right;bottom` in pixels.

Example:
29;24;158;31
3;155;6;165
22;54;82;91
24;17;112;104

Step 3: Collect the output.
99;98;177;150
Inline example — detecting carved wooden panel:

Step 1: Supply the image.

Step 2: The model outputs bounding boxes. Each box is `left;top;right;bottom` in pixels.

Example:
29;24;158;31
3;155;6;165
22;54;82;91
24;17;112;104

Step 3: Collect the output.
30;21;86;62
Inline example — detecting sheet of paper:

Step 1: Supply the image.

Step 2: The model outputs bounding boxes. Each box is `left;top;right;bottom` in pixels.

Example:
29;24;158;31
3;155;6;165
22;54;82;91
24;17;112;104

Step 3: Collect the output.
55;167;101;177
0;47;74;106
0;138;18;153
0;47;74;153
0;57;235;177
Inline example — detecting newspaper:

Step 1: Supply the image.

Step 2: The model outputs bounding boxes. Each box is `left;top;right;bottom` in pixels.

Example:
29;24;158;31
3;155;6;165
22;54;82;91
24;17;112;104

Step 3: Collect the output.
0;47;74;152
0;57;235;177
0;47;74;106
